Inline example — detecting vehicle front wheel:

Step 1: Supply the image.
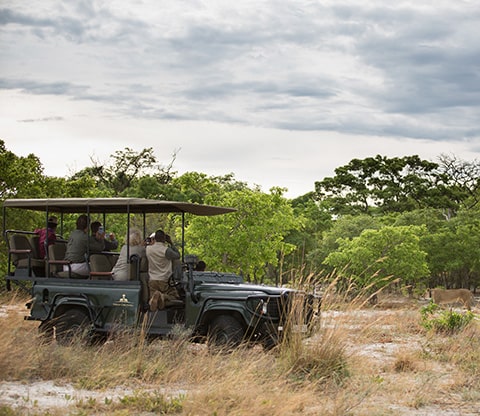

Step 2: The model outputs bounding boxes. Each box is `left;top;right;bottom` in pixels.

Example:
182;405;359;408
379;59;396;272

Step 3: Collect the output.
208;315;245;351
52;308;91;346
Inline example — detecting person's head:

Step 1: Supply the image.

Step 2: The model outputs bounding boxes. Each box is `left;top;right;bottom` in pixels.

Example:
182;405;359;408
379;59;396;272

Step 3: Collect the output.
127;229;142;246
196;260;206;271
154;230;166;242
76;214;89;231
90;221;102;234
47;216;58;229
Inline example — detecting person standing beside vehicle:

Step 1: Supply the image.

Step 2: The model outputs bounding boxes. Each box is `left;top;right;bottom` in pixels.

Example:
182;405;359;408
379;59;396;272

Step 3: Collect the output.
146;229;180;310
64;214;105;276
34;216;58;258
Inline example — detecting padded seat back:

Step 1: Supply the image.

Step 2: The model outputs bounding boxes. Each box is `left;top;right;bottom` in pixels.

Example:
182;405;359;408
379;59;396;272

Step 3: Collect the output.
8;233;45;276
9;234;32;266
90;253;113;273
89;253;118;280
108;254;119;269
128;254;150;305
47;240;86;278
128;254;149;280
47;242;67;275
30;235;42;259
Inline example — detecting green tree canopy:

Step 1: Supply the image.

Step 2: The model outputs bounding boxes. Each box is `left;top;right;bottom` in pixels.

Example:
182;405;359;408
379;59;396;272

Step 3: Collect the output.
314;155;457;215
71;147;177;196
185;187;300;283
323;225;430;291
306;214;382;273
0;139;45;199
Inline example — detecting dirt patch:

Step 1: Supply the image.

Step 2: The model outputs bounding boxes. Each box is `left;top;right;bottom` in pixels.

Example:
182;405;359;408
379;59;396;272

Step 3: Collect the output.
0;380;135;411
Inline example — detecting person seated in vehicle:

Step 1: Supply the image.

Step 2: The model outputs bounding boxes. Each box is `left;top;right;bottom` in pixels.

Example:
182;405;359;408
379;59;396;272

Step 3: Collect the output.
34;216;58;258
195;260;206;271
112;228;149;307
146;230;181;310
112;228;148;281
64;214;105;277
90;221;118;251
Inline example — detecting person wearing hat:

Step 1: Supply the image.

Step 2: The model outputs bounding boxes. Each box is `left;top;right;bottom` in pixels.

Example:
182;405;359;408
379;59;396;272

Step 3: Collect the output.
34;216;58;258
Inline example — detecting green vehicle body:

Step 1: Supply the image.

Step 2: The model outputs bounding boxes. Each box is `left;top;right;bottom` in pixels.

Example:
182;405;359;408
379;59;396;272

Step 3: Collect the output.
3;198;317;348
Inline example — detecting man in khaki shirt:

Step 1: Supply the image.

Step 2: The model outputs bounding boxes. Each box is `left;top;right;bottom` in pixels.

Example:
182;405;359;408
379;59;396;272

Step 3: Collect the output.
146;230;180;310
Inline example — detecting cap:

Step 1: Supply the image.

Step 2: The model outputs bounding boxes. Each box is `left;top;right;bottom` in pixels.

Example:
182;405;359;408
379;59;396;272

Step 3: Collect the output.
150;232;155;239
48;216;58;225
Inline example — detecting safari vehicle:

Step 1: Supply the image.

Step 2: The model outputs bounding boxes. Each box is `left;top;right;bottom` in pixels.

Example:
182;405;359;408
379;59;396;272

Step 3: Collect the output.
3;198;317;348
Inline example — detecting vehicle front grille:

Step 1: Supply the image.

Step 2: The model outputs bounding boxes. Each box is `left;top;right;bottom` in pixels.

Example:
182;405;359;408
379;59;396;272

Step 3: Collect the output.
247;291;319;327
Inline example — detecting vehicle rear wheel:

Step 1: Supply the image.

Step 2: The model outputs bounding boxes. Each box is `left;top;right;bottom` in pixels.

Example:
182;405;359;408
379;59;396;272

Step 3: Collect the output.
53;308;91;346
208;315;245;351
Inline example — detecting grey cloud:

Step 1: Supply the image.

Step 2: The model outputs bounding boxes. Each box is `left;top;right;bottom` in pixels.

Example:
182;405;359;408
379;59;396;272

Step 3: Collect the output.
0;78;87;96
346;5;480;116
183;79;335;101
18;116;64;123
0;8;51;26
0;5;146;45
0;8;85;42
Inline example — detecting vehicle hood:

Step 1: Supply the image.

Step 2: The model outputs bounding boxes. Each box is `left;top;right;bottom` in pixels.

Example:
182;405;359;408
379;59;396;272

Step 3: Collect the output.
194;282;296;298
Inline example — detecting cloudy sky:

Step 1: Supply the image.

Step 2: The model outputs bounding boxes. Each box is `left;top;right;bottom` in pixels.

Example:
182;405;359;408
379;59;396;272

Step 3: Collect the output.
1;1;480;198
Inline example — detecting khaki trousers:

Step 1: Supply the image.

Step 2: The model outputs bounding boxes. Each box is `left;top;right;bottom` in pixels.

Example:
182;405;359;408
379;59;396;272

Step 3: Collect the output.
148;280;179;310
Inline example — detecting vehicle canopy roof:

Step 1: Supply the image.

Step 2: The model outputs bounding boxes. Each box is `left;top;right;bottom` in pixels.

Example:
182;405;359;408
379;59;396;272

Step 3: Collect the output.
2;198;236;216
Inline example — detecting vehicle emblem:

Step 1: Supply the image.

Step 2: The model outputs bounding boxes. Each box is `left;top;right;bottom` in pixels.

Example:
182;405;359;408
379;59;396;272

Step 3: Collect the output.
113;294;133;307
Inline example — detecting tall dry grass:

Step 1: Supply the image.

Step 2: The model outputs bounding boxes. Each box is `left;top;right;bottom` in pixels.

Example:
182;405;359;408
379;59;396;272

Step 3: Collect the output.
1;278;480;416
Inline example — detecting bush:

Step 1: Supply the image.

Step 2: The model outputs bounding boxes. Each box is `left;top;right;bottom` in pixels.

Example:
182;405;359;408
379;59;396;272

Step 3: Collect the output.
420;302;474;334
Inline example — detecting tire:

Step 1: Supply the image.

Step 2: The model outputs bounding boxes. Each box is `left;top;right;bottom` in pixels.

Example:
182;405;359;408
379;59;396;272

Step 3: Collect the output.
208;315;245;351
53;308;91;346
262;333;279;351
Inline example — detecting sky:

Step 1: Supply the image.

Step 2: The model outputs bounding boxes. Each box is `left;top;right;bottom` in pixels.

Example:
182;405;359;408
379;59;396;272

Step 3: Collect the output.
1;0;480;198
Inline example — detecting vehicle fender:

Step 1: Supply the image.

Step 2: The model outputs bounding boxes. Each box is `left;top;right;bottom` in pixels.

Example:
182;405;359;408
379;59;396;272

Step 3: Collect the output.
45;294;94;323
197;298;250;329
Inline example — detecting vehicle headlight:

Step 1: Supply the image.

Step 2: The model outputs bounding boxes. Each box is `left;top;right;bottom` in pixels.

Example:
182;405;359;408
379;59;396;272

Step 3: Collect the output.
248;297;269;315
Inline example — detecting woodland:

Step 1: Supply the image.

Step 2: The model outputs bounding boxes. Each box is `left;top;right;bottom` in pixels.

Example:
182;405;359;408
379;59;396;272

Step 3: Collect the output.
2;139;480;296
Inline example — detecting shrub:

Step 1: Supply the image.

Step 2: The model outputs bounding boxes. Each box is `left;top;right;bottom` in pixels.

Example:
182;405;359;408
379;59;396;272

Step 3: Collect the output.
420;302;474;334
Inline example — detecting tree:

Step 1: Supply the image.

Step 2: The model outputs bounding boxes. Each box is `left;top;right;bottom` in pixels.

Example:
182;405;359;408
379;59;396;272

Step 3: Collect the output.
0;139;45;199
437;154;480;214
170;172;250;204
72;147;177;196
185;187;300;284
307;214;382;273
314;155;450;215
422;209;480;291
283;192;333;276
323;225;429;293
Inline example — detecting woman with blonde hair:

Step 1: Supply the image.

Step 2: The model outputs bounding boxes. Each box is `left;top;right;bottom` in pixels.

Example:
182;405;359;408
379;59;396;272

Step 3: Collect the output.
111;229;147;281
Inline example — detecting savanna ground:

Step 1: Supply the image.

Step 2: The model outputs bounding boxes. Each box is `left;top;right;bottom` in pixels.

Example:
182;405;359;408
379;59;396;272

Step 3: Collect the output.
1;290;479;416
